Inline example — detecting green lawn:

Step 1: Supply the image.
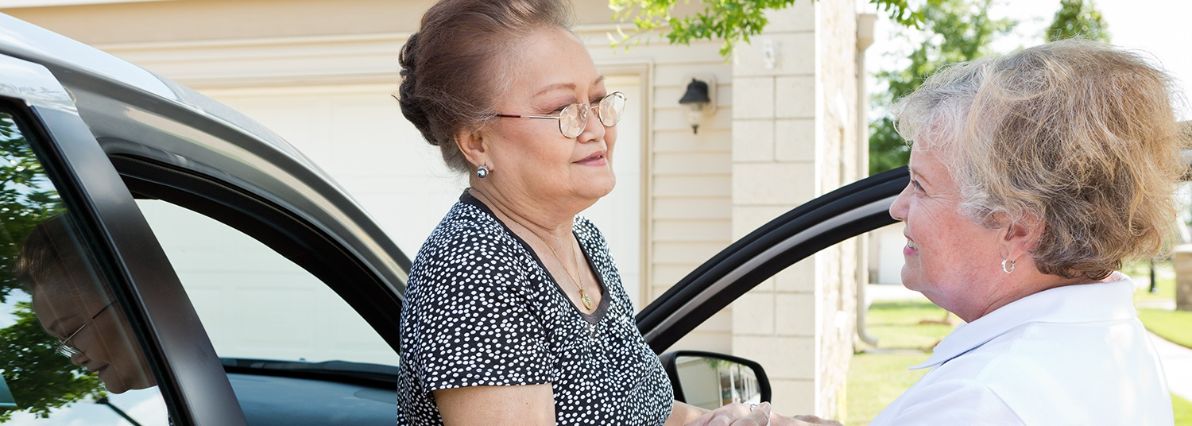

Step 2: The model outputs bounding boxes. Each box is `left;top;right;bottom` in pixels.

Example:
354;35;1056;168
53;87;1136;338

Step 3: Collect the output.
1140;308;1192;349
846;300;952;425
846;352;929;425
1132;260;1192;423
865;301;953;350
848;296;1192;425
1124;259;1192;350
1124;260;1176;305
1178;394;1192;425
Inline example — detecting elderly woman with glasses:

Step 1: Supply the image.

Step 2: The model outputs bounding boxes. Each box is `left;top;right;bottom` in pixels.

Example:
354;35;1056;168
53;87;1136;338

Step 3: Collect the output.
393;0;727;424
16;215;156;394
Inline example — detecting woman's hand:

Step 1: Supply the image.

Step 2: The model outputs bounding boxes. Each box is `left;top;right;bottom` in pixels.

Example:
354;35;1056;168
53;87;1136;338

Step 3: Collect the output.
684;402;772;426
683;403;845;426
772;414;843;426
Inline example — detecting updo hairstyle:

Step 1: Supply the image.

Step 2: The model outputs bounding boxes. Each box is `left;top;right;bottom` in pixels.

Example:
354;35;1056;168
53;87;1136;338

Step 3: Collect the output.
397;0;573;173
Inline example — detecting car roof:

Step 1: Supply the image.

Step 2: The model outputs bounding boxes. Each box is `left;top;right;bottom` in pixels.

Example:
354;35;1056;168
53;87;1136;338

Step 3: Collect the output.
0;12;409;291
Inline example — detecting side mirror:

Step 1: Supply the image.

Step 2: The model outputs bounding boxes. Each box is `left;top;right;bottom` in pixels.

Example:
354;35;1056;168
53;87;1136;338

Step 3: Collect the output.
659;350;771;410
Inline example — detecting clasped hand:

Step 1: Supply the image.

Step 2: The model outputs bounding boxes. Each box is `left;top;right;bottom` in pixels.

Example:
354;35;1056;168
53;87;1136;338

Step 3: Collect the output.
684;402;842;426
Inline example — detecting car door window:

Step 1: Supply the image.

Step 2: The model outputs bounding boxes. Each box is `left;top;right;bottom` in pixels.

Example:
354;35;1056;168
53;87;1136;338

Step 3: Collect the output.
665;225;894;412
0;110;168;424
133;199;398;366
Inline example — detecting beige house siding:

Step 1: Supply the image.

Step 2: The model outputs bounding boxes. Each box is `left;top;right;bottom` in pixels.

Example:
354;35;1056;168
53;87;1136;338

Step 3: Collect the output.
0;0;433;45
730;0;820;414
727;0;868;417
583;27;736;352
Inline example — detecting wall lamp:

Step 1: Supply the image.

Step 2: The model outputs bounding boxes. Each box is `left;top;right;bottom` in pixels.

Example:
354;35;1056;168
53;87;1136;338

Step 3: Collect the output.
678;76;716;134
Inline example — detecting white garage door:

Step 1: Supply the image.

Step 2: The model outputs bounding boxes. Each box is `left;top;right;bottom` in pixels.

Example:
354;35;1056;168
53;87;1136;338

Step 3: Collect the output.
203;77;646;305
135;76;645;365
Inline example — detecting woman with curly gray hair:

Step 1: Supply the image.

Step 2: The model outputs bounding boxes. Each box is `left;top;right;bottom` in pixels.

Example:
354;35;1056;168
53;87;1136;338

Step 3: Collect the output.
875;40;1183;424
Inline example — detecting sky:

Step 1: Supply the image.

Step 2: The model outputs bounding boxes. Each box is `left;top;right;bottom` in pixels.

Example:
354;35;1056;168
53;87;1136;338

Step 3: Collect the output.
867;0;1192;120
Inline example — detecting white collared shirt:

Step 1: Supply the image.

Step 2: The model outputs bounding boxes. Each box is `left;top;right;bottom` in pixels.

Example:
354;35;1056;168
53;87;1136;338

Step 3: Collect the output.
871;273;1173;425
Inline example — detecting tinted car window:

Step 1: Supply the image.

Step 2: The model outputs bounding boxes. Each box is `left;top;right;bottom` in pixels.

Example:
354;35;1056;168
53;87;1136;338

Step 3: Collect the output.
135;199;397;365
0;110;167;424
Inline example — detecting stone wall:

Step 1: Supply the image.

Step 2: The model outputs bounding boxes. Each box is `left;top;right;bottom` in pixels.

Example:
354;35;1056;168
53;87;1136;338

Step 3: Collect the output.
729;0;865;417
814;0;864;417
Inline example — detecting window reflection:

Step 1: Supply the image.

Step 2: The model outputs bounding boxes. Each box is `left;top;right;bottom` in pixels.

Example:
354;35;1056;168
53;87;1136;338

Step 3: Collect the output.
17;216;156;393
0;111;167;423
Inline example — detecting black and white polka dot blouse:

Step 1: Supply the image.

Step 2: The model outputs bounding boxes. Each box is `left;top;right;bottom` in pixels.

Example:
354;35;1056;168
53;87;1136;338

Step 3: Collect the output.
397;191;674;425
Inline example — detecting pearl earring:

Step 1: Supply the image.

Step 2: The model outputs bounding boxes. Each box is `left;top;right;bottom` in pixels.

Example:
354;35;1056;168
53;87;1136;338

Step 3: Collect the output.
477;164;489;178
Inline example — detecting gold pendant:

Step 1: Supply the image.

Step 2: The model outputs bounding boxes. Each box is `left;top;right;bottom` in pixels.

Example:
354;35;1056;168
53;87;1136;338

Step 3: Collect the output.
580;289;595;312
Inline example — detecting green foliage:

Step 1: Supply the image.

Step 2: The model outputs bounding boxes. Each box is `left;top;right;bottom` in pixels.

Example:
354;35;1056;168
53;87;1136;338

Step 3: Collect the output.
0;303;104;421
867;0;1014;174
0;113;102;420
609;0;926;57
1046;0;1110;42
868;0;1112;174
0;113;65;303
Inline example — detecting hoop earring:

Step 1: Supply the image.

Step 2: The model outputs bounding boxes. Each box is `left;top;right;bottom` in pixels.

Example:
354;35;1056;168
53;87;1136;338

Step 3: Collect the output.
476;164;489;179
1001;258;1016;274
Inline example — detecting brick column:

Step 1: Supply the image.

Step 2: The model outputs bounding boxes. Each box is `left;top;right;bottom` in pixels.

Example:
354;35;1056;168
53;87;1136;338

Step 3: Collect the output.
729;0;862;418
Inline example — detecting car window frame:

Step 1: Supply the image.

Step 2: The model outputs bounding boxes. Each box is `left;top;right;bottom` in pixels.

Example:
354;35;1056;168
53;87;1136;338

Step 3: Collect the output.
110;153;405;357
637;167;909;353
0;54;247;425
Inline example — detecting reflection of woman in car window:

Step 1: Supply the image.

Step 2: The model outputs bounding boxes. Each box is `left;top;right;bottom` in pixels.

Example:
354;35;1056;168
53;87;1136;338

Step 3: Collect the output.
393;0;727;424
15;216;156;394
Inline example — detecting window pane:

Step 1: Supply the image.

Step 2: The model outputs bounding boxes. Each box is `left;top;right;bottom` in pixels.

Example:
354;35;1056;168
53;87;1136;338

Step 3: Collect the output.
135;199;397;366
0;111;167;424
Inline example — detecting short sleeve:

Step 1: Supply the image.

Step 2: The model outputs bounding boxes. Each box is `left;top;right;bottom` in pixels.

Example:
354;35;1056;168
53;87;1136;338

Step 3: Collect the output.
874;379;1024;426
404;227;560;391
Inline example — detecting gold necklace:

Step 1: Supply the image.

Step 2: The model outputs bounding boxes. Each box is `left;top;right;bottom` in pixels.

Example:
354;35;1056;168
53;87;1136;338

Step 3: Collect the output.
544;237;596;313
469;189;597;313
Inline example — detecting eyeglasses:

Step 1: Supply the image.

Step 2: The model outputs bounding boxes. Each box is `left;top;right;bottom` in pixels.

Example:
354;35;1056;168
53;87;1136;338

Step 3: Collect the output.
55;301;113;358
495;92;627;139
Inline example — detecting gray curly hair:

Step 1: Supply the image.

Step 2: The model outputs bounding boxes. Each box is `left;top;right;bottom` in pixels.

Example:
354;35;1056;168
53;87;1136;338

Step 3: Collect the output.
894;39;1187;280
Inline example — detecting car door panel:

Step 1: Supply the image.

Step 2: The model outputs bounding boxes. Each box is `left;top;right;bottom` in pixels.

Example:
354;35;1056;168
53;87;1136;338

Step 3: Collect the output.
49;64;411;295
111;154;405;354
639;167;908;354
0;53;246;425
7;20;412;420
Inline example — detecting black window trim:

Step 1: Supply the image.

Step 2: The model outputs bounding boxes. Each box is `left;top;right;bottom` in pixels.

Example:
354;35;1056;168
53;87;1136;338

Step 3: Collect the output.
2;96;247;425
637;167;909;353
110;153;406;354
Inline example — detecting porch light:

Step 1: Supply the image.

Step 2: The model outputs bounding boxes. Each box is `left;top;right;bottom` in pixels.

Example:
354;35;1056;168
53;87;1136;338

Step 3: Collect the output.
678;78;711;134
